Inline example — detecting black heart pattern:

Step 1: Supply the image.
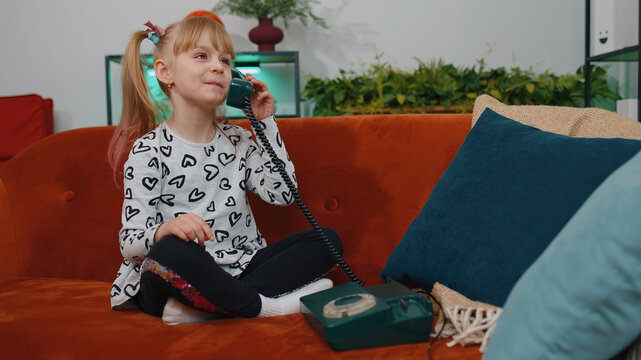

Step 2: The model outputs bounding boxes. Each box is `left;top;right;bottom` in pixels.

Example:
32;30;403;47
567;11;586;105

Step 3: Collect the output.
145;212;163;228
142;176;158;191
218;152;236;166
125;206;140;221
168;175;185;188
204;145;215;156
225;196;236;207
282;190;293;204
214;230;229;242
148;157;159;169
182;154;197;168
160;146;172;157
132;142;151;154
219;178;232;190
161;163;170;178
149;194;175;207
205;219;215;228
276;132;283;148
111;284;121;297
162;128;173;142
124;188;132;199
229;212;242;226
207;201;216;212
125;167;134;180
204;164;219;181
124;283;139;297
188;188;205;202
247;145;258;157
232;235;248;248
142;131;156;140
245;214;251;227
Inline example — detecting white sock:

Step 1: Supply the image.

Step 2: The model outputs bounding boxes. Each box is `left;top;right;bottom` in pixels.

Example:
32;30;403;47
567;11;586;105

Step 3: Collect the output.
258;278;333;318
161;297;217;326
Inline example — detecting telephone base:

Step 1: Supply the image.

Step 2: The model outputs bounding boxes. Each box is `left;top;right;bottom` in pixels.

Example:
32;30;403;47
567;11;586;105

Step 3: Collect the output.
299;278;433;351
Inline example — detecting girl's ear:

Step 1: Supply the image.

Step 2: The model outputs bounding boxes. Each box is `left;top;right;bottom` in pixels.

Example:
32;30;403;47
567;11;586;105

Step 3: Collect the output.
154;59;172;86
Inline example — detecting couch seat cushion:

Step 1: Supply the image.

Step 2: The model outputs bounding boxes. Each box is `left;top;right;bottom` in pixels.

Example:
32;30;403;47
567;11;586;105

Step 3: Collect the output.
0;277;481;359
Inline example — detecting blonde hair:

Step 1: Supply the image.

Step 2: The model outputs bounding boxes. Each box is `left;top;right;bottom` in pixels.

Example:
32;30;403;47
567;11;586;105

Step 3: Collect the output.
107;17;235;184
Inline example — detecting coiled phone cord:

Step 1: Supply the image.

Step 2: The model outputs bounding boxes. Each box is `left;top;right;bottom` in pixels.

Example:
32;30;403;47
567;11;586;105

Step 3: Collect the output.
242;98;364;286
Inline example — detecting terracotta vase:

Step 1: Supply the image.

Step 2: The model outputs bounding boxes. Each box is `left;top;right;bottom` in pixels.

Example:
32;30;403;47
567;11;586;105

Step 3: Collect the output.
248;18;284;51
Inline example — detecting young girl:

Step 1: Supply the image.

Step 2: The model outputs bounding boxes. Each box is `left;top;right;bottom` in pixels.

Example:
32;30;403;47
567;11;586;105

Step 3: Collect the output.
108;16;342;325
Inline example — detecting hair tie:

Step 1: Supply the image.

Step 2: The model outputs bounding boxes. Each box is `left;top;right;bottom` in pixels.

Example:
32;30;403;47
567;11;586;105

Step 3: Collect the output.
144;21;165;45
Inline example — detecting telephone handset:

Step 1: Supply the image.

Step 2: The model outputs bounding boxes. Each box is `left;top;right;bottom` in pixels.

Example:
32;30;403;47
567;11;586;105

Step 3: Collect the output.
226;68;254;109
226;68;363;285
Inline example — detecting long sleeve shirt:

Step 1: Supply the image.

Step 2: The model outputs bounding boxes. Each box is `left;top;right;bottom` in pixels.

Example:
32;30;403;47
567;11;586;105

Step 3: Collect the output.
110;116;296;309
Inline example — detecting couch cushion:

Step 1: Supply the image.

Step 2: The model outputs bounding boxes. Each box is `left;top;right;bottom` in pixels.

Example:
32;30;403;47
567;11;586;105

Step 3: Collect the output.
0;277;483;359
0;94;53;162
472;94;641;139
381;108;641;306
484;149;641;360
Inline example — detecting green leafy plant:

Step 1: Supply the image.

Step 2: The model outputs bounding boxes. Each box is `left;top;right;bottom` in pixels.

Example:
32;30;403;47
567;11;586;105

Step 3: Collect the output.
301;58;621;116
212;0;327;28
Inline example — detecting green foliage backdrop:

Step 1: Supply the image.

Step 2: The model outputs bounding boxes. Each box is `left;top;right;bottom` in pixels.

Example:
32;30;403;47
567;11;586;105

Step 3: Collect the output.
301;58;620;116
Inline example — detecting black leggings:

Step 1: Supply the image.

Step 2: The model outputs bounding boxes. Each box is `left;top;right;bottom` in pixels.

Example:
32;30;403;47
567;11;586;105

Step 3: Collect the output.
134;227;343;318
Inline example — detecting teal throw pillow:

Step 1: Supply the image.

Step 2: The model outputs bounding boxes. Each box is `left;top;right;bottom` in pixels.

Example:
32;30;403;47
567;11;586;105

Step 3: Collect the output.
381;108;641;306
483;149;641;360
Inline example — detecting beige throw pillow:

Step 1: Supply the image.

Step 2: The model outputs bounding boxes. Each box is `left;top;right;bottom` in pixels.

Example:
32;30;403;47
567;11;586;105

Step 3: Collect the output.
472;94;641;140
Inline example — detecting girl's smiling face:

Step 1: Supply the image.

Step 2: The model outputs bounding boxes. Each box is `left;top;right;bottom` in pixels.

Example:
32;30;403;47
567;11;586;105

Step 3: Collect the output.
167;32;233;110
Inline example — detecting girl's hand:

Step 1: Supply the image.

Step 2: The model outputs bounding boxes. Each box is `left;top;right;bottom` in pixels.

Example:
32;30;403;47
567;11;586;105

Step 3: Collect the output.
246;74;275;121
154;213;214;246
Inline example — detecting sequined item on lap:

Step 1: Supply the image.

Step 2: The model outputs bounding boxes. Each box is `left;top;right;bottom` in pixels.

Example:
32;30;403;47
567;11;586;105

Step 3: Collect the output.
141;257;218;313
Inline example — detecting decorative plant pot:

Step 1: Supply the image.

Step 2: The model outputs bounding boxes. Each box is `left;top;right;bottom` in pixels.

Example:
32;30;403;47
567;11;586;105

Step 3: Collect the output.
248;18;284;51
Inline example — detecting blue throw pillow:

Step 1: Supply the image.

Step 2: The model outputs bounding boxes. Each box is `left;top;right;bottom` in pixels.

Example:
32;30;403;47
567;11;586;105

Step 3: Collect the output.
483;149;641;360
381;108;641;306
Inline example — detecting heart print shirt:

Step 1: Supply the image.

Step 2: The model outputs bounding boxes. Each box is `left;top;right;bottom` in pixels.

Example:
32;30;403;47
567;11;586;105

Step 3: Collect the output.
110;116;296;309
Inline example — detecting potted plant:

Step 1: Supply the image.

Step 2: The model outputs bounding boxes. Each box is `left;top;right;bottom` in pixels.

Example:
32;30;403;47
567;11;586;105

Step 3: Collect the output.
212;0;327;51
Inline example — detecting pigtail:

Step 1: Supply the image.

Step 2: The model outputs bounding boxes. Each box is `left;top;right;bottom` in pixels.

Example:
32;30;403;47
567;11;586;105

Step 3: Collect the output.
107;30;159;186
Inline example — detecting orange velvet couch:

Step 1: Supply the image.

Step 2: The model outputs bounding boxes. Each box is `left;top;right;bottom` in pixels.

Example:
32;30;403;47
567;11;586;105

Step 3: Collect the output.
0;113;482;359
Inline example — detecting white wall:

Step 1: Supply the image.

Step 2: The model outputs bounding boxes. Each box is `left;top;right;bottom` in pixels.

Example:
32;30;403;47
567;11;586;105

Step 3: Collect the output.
0;0;584;132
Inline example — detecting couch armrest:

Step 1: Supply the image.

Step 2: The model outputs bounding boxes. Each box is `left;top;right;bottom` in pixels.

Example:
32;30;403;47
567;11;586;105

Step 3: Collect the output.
0;178;19;278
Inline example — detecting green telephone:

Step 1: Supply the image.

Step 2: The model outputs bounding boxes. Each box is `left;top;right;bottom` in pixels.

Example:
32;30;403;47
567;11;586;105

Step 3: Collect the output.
227;69;434;351
300;279;434;351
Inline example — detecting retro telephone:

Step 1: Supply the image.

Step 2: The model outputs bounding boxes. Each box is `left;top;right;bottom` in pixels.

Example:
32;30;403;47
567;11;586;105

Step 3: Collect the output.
227;69;434;351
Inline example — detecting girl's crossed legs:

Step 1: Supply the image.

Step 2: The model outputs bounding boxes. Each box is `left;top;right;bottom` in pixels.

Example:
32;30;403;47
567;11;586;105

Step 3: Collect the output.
135;227;343;319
